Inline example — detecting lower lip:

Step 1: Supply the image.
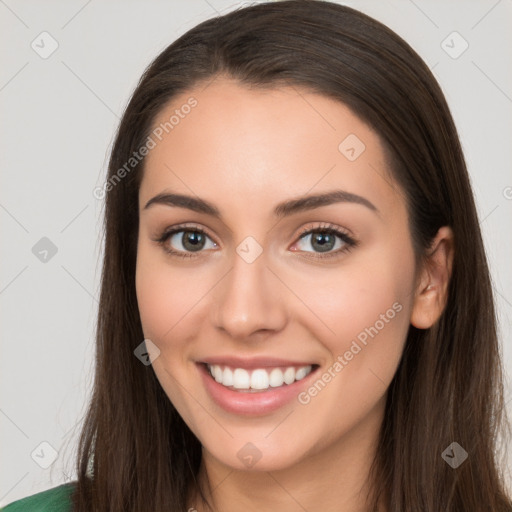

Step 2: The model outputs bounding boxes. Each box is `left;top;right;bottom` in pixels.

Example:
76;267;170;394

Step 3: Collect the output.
197;363;318;416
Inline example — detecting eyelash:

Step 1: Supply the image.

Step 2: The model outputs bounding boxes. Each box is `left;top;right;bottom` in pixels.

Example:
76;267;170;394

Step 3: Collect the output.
154;222;358;261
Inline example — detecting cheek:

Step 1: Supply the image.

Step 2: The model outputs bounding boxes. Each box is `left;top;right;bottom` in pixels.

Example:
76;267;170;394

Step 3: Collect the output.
135;259;174;342
294;251;414;351
135;243;206;423
136;241;197;342
291;238;415;407
135;241;218;371
286;288;411;456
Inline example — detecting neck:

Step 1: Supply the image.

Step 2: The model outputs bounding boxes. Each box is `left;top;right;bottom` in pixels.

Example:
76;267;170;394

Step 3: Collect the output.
189;395;387;512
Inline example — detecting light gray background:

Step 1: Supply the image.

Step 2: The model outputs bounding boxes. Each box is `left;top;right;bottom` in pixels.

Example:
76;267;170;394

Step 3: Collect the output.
1;0;511;505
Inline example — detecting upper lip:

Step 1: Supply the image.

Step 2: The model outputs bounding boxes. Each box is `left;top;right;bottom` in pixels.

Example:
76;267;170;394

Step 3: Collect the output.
199;356;317;369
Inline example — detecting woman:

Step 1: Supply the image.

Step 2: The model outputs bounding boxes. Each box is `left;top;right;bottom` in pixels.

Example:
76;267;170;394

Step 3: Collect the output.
3;1;511;510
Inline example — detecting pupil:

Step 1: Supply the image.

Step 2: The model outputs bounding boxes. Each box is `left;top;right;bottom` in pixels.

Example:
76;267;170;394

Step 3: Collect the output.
183;231;205;251
313;232;334;253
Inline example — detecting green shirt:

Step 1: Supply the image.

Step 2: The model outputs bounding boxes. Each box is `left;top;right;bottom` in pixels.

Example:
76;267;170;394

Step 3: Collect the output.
0;482;75;511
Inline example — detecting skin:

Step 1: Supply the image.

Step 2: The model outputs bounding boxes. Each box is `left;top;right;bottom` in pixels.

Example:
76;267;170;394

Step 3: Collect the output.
135;76;453;512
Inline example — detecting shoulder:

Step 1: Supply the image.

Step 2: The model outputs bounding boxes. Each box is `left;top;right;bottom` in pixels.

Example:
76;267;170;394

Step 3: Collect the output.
1;482;76;512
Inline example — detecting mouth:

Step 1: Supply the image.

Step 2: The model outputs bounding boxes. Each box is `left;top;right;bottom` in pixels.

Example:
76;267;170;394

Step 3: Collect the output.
204;363;317;393
196;359;320;415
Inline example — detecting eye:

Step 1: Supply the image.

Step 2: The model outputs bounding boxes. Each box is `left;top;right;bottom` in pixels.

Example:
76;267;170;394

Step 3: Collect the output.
291;222;357;259
154;222;357;260
155;224;218;259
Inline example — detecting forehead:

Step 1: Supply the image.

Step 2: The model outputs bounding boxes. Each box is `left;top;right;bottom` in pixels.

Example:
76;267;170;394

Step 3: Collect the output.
140;77;401;219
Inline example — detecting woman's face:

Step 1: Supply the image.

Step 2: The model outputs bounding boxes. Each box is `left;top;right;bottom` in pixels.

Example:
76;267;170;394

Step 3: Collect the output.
136;77;417;472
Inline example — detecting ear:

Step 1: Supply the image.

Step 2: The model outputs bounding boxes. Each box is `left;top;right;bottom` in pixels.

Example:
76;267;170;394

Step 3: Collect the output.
410;226;454;329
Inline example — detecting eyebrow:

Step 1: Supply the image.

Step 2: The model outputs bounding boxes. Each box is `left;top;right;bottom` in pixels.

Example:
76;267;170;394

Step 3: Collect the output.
143;189;378;218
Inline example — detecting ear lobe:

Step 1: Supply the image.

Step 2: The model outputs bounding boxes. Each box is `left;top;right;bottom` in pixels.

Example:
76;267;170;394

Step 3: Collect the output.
410;226;454;330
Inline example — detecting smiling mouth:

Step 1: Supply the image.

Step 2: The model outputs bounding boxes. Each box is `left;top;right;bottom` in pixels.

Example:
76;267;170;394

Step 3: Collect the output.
204;363;319;392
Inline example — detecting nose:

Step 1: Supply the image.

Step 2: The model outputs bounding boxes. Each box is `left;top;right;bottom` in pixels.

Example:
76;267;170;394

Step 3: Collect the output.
211;248;287;341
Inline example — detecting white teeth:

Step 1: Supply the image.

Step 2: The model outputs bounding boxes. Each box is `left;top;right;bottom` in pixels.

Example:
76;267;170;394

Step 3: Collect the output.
223;367;233;386
283;367;295;385
295;366;309;380
269;368;284;387
250;369;269;390
206;364;313;391
233;368;250;389
213;365;223;383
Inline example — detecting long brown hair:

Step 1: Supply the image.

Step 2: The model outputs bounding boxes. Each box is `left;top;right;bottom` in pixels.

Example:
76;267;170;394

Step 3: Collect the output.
71;1;512;510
